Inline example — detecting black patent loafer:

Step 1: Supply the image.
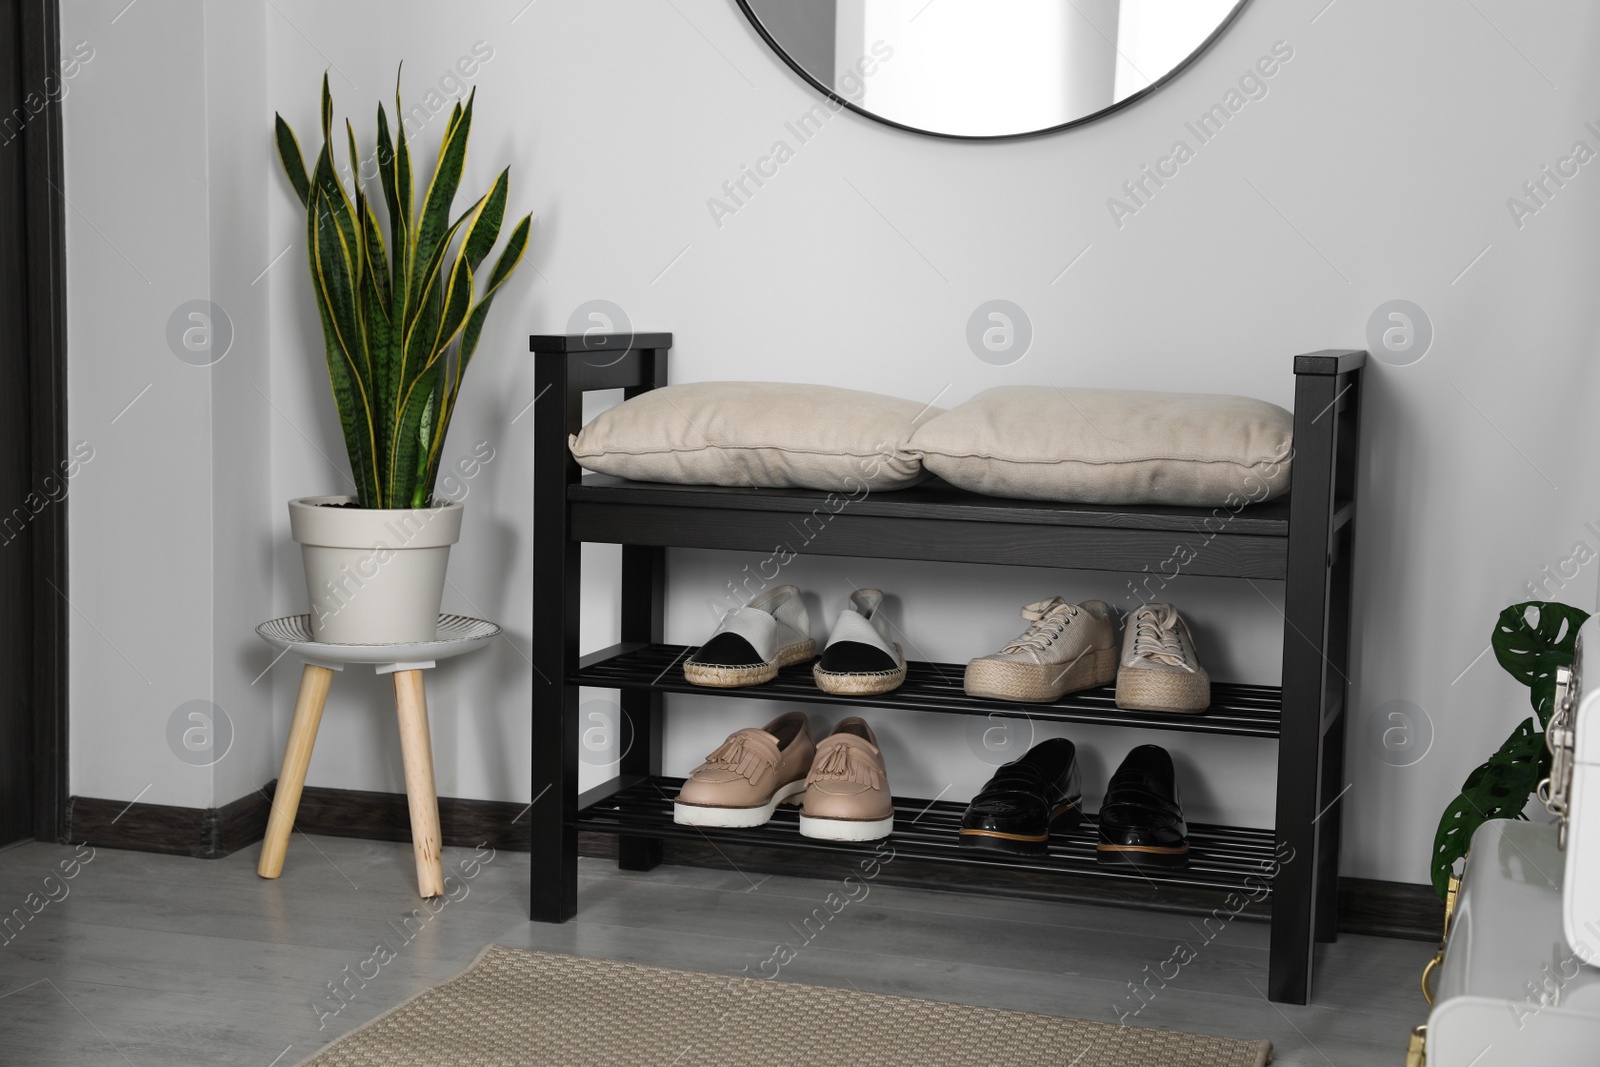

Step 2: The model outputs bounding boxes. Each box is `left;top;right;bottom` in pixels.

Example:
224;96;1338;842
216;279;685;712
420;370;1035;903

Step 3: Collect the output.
1096;744;1189;868
959;738;1083;855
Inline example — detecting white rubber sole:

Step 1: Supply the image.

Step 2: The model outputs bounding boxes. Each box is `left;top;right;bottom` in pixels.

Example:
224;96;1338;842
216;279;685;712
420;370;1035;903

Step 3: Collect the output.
673;778;808;828
798;813;895;842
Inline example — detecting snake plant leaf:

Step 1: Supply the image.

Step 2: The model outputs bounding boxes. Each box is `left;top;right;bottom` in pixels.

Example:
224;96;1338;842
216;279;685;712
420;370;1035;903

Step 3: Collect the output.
393;75;414;275
1430;716;1545;899
411;367;448;507
461;168;508;272
433;257;476;360
309;190;381;506
409;89;474;303
274;114;311;206
307;134;360;289
397;206;476;384
1492;601;1591;726
312;197;362;384
359;193;391;313
422;214;530;490
375;104;403;301
320;71;333;144
388;370;438;507
345;119;362;197
458;213;530;370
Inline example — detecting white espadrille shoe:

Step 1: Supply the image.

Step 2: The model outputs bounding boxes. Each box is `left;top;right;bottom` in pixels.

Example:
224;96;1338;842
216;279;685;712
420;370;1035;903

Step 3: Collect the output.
683;585;815;688
812;589;906;696
1115;604;1211;713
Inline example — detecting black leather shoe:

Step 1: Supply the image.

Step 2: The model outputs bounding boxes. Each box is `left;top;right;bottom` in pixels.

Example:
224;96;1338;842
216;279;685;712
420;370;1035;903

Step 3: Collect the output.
959;738;1083;854
1096;744;1189;868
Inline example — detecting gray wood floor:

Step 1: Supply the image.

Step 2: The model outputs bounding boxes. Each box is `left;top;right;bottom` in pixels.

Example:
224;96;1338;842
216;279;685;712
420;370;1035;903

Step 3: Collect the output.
0;836;1430;1065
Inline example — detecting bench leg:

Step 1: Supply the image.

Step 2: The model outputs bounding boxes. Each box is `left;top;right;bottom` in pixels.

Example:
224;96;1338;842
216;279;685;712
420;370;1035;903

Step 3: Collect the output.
393;669;445;898
258;663;334;879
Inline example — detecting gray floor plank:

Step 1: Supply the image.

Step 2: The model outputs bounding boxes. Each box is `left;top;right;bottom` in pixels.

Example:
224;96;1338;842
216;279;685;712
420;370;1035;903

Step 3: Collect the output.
0;838;1433;1066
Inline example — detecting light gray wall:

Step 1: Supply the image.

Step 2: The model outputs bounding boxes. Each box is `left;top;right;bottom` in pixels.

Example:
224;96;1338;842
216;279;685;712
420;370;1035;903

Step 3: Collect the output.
63;0;1600;887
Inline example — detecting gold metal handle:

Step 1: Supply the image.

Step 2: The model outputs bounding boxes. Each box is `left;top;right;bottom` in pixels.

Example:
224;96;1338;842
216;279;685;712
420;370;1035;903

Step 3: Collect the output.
1419;870;1462;1008
1421;954;1442;1006
1406;1024;1427;1067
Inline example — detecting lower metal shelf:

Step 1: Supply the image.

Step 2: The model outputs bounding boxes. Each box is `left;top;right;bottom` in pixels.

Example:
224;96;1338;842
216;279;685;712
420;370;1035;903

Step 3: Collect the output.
575;775;1281;896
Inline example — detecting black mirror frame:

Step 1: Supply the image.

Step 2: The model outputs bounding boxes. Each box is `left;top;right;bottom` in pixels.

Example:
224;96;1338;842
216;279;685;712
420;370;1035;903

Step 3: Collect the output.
733;0;1254;141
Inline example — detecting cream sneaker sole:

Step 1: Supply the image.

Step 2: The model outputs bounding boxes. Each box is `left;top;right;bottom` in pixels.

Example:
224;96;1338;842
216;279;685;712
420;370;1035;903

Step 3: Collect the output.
964;646;1117;703
1115;668;1211;713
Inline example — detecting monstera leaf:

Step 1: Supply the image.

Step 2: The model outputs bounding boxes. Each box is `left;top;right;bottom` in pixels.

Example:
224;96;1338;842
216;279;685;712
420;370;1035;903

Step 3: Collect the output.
1430;717;1545;898
1429;601;1591;900
1492;601;1590;727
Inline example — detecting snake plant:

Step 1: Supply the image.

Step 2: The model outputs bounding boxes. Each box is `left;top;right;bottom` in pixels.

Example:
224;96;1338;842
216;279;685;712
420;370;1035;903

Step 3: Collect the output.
275;72;530;509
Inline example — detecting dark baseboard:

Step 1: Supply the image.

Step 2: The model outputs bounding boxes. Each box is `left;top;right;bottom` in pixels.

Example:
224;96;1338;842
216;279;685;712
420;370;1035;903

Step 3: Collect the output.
68;784;1442;941
68;784;275;859
1336;876;1444;942
292;783;531;852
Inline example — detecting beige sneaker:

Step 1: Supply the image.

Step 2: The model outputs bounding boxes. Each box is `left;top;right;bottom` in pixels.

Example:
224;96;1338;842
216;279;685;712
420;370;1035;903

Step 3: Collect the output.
673;712;815;827
964;598;1118;702
1115;604;1211;713
799;717;894;841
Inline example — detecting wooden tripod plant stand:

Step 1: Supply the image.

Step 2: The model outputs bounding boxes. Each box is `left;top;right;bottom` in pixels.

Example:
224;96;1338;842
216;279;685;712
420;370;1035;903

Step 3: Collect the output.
253;614;501;897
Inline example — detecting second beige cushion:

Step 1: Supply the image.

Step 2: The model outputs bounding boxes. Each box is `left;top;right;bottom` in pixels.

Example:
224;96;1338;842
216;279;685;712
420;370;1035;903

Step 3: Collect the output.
569;382;940;492
909;386;1294;506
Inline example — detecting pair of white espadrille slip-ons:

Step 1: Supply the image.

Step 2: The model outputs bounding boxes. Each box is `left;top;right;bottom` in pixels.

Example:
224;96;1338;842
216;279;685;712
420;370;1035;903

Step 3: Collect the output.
683;585;907;696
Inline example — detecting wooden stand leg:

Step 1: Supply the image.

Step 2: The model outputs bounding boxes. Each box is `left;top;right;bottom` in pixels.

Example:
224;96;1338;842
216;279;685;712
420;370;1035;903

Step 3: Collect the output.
393;669;445;898
258;664;334;879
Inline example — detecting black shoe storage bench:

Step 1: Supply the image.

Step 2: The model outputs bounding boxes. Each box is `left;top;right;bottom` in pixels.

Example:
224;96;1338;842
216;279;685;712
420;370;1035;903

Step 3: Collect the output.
531;333;1364;1005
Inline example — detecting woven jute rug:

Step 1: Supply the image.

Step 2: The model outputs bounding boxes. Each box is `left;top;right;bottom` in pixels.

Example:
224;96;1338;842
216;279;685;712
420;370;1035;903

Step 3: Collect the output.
300;945;1270;1066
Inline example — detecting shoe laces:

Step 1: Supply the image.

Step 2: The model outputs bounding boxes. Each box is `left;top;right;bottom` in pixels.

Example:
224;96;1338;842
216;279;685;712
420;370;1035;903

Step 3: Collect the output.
809;740;884;790
1128;606;1195;671
1002;598;1075;657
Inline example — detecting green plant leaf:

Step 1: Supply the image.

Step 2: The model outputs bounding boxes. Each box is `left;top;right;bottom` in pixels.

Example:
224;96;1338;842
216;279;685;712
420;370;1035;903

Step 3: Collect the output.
375;102;403;306
359;244;393;469
345;118;362;195
1493;601;1591;726
274;114;311;206
408;88;473;302
393;73;414;276
422;214;530;492
1430;716;1545;899
359;194;391;314
320;71;333;143
308;190;381;506
457;213;529;369
388;369;437;506
461;168;508;273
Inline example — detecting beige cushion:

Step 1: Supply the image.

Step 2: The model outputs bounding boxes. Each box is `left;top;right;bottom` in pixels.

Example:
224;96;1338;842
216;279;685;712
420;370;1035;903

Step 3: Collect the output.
568;382;940;492
909;386;1294;506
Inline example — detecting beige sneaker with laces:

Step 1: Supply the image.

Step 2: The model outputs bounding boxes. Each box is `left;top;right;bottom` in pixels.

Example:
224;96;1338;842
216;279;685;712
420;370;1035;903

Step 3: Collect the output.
963;598;1118;703
1115;604;1211;713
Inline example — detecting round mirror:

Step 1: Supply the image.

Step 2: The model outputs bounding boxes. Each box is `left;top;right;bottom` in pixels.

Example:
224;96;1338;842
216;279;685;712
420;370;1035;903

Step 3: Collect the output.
737;0;1250;139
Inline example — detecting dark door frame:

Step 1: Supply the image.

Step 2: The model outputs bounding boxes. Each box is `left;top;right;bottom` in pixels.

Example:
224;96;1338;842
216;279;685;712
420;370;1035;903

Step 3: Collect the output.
5;0;68;843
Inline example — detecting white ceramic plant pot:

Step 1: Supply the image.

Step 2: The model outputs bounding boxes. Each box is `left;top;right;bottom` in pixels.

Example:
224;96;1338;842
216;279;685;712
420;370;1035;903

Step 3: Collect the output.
288;495;464;644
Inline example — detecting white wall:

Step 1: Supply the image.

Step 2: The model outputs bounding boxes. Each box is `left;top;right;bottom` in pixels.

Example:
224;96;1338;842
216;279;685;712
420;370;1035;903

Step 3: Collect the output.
64;0;1600;887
